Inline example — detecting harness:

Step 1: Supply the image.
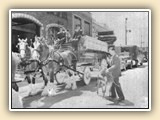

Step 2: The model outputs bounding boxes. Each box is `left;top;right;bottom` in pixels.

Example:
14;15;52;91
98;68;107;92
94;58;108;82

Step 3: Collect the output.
18;40;78;77
42;49;64;67
32;48;40;54
17;45;42;74
19;48;26;53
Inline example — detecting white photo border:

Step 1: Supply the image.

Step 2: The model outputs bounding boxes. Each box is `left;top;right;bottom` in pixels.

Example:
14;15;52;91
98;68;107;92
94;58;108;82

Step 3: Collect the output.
9;9;151;111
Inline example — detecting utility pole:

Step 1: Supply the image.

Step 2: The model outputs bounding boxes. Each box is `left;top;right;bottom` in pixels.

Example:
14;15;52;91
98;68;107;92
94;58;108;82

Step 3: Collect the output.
125;18;131;45
125;18;127;45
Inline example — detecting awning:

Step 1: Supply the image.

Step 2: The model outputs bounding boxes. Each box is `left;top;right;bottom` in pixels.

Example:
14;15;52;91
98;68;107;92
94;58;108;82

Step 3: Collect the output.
98;31;114;35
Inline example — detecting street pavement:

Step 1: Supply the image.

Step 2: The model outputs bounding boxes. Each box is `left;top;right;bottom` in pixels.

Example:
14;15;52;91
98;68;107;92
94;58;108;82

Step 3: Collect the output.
16;63;149;108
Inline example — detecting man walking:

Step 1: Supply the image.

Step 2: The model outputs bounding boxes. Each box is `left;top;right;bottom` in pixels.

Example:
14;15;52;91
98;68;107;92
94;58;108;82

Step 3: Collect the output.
105;45;125;102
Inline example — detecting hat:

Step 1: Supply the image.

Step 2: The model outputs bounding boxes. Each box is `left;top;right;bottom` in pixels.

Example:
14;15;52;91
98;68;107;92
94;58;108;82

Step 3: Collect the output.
108;45;115;50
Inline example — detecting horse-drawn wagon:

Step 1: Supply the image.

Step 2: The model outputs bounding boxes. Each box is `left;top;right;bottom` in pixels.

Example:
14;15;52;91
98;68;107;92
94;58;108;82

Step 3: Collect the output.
58;35;109;85
12;35;109;96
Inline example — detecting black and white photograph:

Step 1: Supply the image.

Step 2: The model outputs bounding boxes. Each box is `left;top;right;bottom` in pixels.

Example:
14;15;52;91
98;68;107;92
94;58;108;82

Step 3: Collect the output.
9;9;151;111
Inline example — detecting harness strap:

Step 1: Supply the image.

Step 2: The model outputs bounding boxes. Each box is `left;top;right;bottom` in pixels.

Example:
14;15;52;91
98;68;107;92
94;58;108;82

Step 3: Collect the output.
19;49;26;52
23;59;41;74
32;48;40;54
54;51;64;62
113;81;121;87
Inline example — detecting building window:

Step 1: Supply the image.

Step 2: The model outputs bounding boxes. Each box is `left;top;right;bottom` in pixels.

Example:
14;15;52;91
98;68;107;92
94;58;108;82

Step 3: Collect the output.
84;21;90;36
62;12;67;19
56;12;61;17
92;26;98;38
47;12;67;20
74;16;82;30
47;27;60;45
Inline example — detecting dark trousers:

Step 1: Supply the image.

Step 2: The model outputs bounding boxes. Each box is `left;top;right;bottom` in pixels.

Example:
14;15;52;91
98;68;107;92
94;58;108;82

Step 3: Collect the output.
110;77;125;99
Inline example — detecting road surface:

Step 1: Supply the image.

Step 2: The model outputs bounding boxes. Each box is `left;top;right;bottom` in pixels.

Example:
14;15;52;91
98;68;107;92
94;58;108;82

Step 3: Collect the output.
15;63;149;108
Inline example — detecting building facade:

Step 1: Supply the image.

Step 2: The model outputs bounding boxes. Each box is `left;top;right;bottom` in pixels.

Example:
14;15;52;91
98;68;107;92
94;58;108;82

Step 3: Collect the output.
11;11;117;53
11;11;92;52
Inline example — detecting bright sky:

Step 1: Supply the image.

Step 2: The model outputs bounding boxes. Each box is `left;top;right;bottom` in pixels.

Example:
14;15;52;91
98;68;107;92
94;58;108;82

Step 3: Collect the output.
91;12;149;47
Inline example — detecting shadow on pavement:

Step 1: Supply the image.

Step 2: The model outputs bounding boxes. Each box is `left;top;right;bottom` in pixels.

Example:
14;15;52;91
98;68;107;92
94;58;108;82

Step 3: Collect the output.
39;80;99;108
107;99;134;106
23;89;83;108
138;65;147;68
24;76;138;108
129;64;148;70
41;90;83;108
23;79;99;108
78;80;98;92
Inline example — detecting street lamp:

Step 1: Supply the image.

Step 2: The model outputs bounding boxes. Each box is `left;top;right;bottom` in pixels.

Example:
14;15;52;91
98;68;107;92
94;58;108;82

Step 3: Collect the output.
125;18;131;45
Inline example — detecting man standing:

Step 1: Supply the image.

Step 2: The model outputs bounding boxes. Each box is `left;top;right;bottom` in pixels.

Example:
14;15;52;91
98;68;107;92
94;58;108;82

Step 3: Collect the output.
57;28;66;44
106;45;125;102
73;25;83;40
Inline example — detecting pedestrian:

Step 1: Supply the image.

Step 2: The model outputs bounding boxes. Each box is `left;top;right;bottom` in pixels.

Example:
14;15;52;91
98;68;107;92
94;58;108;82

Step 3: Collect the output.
105;45;125;102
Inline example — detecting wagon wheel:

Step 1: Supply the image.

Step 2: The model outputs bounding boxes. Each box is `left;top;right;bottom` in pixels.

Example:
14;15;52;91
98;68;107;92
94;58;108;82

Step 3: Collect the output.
83;66;91;85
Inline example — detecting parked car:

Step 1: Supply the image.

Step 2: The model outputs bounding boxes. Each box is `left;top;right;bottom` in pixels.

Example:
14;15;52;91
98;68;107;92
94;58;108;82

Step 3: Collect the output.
116;45;145;69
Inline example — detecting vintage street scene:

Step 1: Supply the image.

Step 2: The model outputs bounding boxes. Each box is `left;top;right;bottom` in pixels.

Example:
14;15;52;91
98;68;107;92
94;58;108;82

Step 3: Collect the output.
10;10;150;110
